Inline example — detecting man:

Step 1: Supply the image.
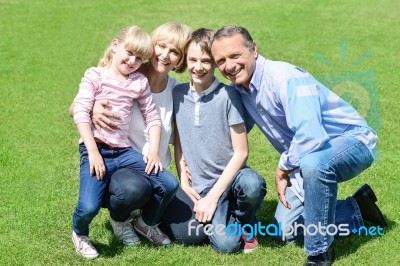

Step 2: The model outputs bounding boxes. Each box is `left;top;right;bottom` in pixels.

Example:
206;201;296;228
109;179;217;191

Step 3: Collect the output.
211;25;387;265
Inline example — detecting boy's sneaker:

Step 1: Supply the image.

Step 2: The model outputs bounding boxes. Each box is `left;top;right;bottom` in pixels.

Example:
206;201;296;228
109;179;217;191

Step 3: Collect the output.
110;217;141;246
241;234;259;254
134;216;171;245
71;231;99;259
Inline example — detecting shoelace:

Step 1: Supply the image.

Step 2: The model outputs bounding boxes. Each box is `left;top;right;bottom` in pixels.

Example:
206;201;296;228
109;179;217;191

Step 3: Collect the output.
146;225;164;239
121;221;136;239
78;235;95;250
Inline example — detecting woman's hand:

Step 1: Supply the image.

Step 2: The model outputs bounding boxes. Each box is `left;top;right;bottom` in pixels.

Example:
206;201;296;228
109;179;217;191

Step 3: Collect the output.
181;184;201;204
92;99;122;132
182;158;192;185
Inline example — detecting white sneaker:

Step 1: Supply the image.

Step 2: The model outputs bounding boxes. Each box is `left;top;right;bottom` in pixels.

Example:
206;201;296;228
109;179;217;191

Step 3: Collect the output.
134;216;171;245
110;217;140;246
71;231;99;259
130;209;142;220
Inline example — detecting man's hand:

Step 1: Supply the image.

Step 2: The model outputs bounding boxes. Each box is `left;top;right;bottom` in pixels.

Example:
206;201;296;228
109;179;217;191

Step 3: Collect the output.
92;99;122;132
193;195;218;223
275;168;294;209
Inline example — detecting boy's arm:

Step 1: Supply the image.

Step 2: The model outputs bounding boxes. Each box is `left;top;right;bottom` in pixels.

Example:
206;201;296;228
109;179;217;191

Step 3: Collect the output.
144;125;163;174
76;122;105;180
193;122;248;223
174;121;201;203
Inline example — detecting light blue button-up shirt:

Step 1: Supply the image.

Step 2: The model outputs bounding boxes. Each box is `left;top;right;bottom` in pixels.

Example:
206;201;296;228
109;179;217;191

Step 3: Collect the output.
235;55;377;201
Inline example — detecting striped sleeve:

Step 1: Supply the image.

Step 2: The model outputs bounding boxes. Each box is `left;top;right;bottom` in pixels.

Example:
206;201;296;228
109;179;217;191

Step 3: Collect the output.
137;76;162;129
73;68;100;124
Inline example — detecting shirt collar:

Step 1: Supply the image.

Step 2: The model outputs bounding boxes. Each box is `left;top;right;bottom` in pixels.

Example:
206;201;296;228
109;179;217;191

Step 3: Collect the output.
190;77;220;97
249;54;266;92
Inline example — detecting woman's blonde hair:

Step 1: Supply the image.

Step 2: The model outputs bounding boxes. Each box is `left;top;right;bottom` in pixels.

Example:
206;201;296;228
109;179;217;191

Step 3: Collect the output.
98;25;153;67
150;22;192;73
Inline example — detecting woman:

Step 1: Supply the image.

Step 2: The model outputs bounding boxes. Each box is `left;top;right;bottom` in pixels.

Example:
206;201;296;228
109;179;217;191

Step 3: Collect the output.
89;22;207;246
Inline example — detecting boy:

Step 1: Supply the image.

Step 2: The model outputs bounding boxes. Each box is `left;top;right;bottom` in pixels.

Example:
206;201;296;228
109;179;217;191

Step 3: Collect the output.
172;28;266;253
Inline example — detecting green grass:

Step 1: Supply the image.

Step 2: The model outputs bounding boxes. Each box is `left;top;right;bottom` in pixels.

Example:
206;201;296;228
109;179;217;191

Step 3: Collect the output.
1;0;399;265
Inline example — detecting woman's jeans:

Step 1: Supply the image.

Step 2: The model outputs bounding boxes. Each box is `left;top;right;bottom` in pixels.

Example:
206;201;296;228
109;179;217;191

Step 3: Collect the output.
72;143;178;236
274;135;374;256
160;167;267;253
106;168;152;221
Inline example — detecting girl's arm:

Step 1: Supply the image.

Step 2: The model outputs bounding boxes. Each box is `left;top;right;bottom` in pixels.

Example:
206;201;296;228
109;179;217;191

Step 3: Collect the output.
76;122;105;180
174;121;201;203
143;125;163;174
69;102;74;116
73;68;106;180
137;76;163;174
193;122;248;223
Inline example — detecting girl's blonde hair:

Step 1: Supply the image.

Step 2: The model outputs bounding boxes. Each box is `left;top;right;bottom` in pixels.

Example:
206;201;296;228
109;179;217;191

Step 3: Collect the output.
150;22;192;73
98;25;153;67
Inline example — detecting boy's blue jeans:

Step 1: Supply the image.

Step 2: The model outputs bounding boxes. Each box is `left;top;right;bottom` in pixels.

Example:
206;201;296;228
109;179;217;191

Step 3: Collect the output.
274;135;374;256
72;143;178;236
207;167;266;253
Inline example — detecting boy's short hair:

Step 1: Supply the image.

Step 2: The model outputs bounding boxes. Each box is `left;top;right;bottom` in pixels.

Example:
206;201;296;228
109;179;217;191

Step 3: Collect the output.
184;28;214;60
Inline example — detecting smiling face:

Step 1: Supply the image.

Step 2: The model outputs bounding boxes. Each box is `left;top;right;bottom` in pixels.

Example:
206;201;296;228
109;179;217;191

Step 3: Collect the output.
211;33;257;89
111;39;143;79
150;41;182;75
186;42;215;91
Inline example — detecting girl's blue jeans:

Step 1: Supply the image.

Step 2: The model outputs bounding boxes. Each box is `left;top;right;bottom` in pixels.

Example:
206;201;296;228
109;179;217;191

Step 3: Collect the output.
72;143;178;236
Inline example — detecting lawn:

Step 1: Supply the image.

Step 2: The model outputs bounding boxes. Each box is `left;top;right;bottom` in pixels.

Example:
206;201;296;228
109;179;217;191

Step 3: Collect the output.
0;0;399;265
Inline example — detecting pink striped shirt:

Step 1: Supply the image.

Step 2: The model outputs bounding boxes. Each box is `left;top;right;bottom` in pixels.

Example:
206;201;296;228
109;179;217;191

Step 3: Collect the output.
73;67;161;147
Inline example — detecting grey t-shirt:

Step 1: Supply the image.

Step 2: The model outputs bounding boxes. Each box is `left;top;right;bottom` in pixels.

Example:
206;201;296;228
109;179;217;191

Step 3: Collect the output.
173;78;245;193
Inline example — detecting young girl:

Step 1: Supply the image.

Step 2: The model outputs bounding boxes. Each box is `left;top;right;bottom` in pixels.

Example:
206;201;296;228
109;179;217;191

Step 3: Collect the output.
71;25;178;259
87;22;207;247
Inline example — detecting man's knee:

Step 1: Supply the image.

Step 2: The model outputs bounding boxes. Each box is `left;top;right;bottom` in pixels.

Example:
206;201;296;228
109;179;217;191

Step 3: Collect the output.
299;153;326;173
272;217;304;243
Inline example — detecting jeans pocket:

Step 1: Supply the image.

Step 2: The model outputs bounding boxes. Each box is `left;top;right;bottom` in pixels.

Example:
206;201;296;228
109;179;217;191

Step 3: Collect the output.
79;145;89;167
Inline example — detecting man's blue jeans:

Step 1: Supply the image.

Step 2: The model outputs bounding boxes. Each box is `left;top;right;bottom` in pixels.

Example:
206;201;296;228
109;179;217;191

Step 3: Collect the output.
72;143;178;236
274;135;374;256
